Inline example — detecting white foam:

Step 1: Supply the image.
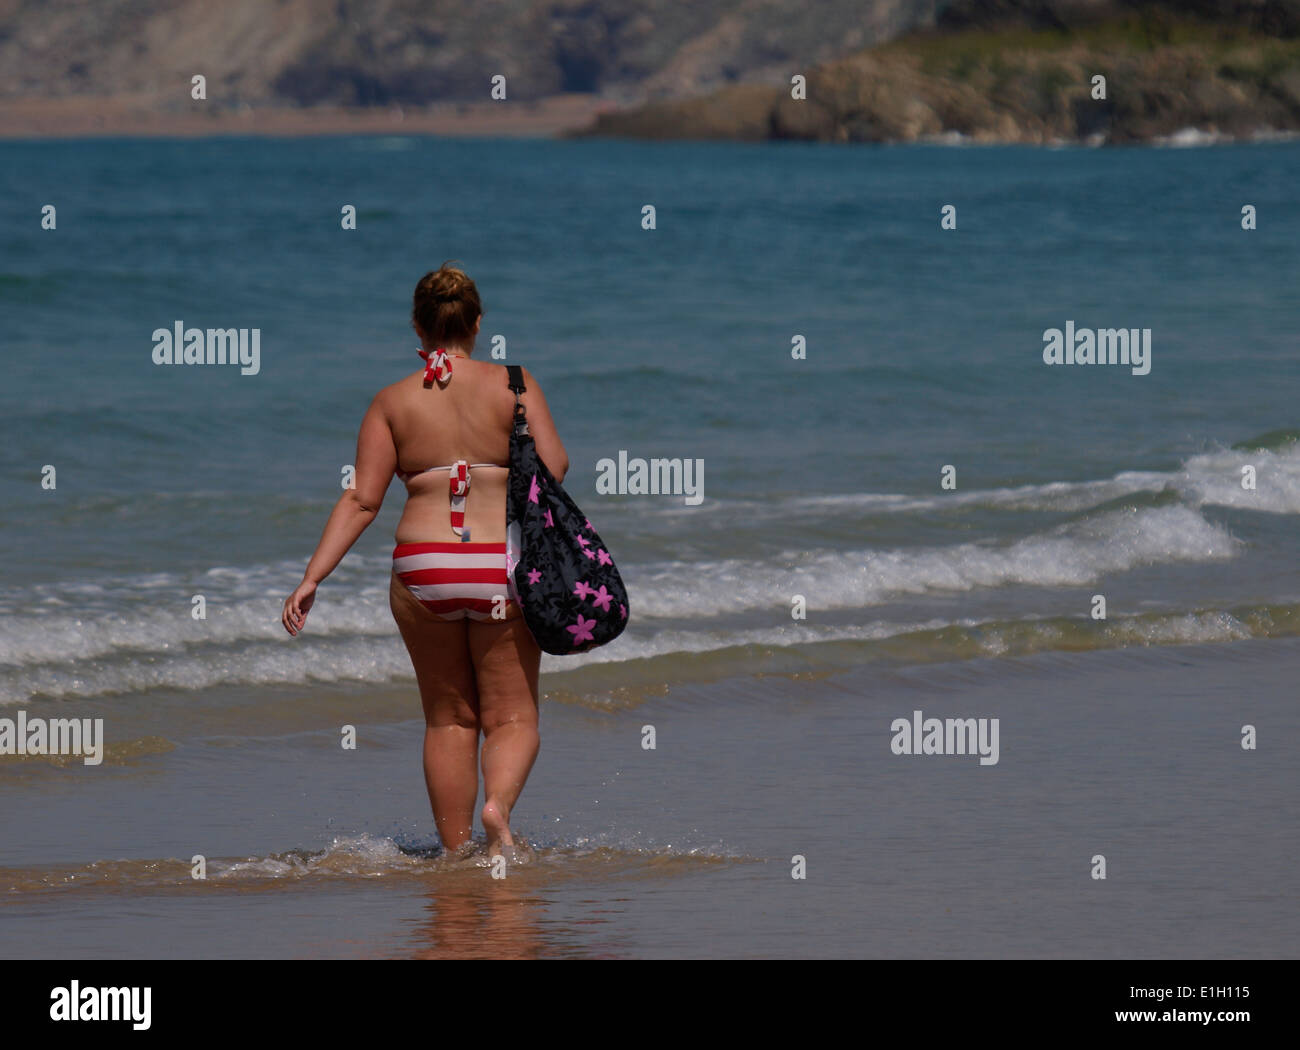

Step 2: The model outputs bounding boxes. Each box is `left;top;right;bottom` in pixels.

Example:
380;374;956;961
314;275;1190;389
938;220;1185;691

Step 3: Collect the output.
1;597;1271;703
609;442;1300;520
1179;446;1300;514
212;834;425;880
0;581;399;667
628;503;1239;618
0;614;956;702
1155;127;1234;148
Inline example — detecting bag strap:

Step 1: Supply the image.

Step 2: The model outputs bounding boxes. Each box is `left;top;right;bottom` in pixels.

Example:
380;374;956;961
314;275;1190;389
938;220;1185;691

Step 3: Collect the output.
506;364;528;431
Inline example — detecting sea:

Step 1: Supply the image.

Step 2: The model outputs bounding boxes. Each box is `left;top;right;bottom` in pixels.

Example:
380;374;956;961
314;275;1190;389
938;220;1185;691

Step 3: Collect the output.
1;135;1297;957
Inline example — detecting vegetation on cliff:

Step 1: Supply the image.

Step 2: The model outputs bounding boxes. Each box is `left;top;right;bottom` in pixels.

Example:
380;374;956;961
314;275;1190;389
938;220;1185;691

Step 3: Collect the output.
578;6;1300;144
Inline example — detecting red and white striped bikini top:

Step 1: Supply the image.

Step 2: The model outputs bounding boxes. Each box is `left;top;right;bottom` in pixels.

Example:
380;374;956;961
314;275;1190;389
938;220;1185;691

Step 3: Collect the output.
397;346;502;537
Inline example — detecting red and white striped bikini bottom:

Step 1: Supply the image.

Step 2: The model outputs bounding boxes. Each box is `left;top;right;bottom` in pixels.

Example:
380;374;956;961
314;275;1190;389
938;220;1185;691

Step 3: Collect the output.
392;541;516;621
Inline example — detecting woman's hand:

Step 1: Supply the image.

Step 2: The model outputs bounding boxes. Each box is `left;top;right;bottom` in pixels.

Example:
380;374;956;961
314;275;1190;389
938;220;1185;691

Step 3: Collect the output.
280;394;392;639
282;579;318;636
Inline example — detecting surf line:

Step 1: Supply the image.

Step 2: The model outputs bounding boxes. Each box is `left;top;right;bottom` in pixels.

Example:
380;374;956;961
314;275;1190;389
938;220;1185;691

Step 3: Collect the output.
1042;321;1151;375
0;711;104;766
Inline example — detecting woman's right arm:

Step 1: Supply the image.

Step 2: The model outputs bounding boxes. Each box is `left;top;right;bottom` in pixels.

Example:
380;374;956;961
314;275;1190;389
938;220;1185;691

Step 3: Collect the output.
281;393;395;636
520;366;569;482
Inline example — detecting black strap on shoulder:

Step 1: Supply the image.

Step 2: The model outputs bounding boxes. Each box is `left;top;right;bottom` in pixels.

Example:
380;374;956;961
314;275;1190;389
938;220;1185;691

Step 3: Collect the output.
506;364;527;428
506;364;526;395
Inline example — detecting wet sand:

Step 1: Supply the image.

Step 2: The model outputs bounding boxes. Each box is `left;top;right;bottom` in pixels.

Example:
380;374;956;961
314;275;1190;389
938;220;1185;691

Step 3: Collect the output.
2;635;1296;958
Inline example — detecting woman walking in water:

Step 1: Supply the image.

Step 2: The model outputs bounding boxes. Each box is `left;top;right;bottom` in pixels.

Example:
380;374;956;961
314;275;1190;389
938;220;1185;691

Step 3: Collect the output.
281;264;569;855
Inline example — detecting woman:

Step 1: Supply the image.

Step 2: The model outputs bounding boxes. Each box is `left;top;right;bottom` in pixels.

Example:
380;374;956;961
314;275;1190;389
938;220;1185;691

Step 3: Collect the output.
281;264;569;856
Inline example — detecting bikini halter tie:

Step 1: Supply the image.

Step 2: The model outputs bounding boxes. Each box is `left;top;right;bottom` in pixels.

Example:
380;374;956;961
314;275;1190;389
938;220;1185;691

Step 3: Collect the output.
413;347;470;536
418;347;454;385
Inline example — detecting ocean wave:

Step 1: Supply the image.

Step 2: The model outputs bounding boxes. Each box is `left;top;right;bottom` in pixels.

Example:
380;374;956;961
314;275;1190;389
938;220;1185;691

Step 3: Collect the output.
2;437;1295;699
630;503;1239;618
595;437;1300;521
541;603;1300;707
5;598;1297;705
0;496;1241;679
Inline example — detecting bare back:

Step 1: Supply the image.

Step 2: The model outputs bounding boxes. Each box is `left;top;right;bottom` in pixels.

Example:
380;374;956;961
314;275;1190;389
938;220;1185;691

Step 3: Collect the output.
378;358;567;545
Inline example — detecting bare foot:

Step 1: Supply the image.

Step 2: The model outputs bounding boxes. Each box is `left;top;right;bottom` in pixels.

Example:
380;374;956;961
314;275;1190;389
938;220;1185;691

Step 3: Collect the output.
481;798;514;852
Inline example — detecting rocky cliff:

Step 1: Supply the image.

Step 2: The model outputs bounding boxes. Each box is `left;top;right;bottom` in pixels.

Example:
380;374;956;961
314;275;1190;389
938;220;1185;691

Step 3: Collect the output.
578;2;1300;144
0;0;939;107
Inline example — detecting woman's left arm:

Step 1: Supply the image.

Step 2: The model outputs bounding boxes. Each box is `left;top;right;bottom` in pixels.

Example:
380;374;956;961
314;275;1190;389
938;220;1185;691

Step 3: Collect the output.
282;394;396;636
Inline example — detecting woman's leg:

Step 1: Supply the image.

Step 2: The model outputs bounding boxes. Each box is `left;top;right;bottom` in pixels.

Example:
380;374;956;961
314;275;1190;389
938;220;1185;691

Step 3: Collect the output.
468;613;541;850
390;572;480;850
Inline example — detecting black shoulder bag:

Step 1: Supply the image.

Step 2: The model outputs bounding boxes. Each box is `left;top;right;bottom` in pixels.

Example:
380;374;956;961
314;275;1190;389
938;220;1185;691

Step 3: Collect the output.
504;364;629;654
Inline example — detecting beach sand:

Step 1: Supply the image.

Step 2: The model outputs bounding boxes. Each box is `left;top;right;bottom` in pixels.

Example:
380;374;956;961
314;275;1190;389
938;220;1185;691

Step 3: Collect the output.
0;95;610;140
3;635;1295;958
